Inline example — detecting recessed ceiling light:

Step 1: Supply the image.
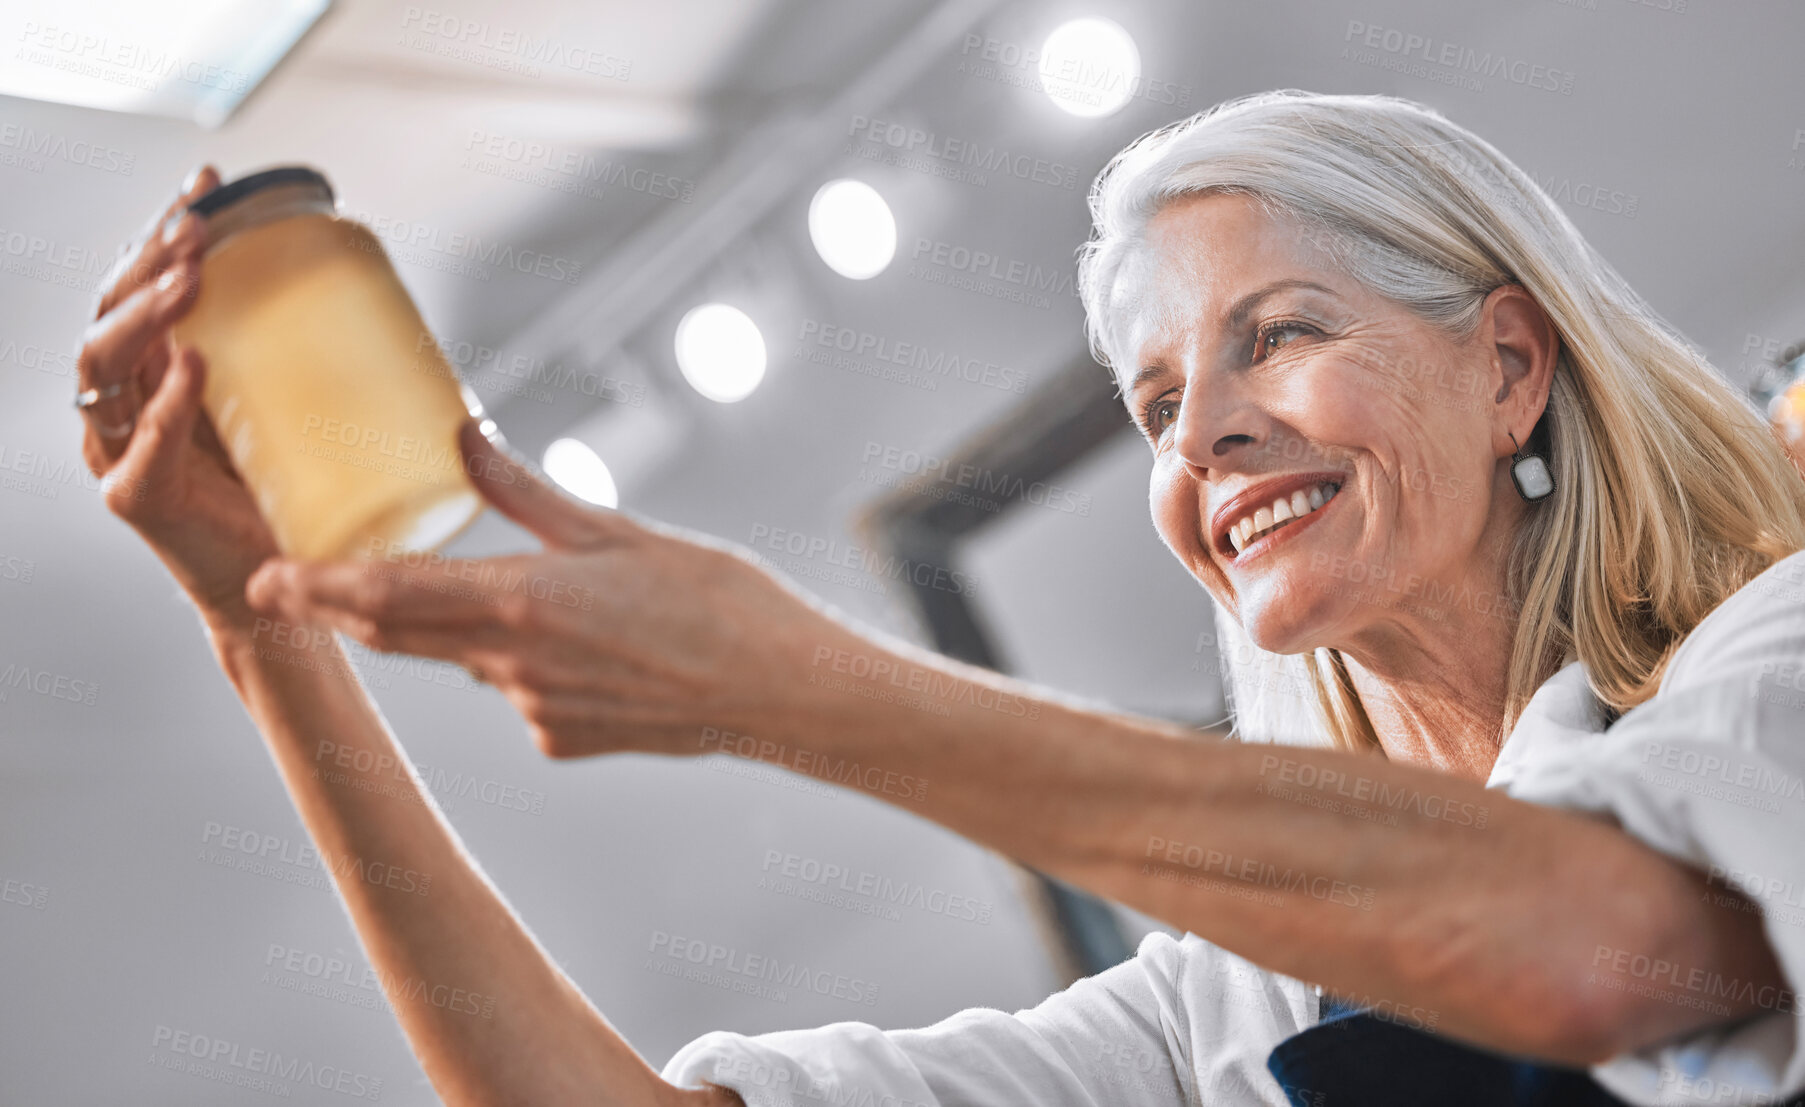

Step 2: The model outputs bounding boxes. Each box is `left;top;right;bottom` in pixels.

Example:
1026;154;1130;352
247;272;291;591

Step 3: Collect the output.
808;178;897;280
674;302;766;403
1038;18;1140;118
542;438;619;508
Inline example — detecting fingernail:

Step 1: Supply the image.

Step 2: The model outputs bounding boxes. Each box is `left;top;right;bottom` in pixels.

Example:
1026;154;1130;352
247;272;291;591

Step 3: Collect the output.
154;267;193;295
161;211;202;250
181;165;206;194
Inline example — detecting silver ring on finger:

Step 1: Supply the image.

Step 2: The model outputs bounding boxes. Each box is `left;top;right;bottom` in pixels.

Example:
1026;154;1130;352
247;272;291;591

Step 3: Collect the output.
77;377;141;443
75;381;128;410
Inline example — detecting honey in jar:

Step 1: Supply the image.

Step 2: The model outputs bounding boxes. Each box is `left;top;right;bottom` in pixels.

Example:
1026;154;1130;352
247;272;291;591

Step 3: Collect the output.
171;166;485;560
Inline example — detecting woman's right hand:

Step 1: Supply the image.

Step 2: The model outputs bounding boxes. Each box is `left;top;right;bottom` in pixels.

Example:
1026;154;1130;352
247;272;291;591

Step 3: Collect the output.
78;166;282;632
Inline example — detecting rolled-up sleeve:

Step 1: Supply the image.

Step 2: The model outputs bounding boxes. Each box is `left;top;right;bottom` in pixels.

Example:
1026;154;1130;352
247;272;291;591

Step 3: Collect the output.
661;931;1200;1107
1502;556;1805;1105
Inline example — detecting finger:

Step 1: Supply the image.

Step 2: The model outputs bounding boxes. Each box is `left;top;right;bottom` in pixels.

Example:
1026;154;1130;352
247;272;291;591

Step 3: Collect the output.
81;266;199;392
135;328;175;408
246;557;525;630
458;420;637;550
103;344;206;520
94;166;219;319
307;605;499;667
78;267;199;464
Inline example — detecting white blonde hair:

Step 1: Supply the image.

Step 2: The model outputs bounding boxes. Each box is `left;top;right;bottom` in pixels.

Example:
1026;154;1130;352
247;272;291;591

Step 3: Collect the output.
1076;90;1805;749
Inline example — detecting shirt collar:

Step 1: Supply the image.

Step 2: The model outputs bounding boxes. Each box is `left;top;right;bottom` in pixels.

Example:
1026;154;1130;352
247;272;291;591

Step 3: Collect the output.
1486;657;1610;790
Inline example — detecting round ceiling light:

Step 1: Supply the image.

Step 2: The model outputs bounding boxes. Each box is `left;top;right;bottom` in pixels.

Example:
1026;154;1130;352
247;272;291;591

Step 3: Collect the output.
542;438;619;508
808;178;897;280
1039;18;1140;118
673;302;767;403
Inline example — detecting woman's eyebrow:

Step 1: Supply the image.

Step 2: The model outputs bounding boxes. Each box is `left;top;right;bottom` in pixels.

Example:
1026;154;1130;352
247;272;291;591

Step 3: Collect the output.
1123;278;1336;396
1222;278;1334;332
1124;363;1174;398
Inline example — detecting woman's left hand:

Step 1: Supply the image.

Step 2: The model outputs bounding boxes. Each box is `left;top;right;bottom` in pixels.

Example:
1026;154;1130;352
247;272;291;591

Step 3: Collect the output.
245;420;853;759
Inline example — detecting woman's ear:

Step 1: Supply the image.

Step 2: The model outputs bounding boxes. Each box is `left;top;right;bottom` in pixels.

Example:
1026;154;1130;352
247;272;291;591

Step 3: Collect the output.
1483;284;1559;447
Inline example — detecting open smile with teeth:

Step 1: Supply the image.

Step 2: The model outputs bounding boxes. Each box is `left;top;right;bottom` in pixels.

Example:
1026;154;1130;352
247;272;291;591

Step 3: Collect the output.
1226;482;1340;555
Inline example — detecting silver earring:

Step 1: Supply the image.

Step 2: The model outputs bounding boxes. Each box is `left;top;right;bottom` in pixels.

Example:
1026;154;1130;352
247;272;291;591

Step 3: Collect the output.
1509;430;1554;501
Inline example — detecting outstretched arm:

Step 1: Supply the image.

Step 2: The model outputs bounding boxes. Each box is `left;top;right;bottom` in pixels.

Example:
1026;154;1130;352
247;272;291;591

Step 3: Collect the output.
252;430;1789;1069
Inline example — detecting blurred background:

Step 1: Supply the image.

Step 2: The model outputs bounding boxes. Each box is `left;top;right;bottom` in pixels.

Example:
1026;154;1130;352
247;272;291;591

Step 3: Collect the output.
2;0;1803;1102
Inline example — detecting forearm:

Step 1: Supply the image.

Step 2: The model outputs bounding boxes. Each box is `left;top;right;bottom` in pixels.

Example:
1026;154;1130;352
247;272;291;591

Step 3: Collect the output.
203;614;700;1107
766;629;1782;1063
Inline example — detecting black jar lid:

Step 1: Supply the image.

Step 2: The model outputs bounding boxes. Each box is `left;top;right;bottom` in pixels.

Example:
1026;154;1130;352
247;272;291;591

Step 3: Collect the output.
189;166;334;217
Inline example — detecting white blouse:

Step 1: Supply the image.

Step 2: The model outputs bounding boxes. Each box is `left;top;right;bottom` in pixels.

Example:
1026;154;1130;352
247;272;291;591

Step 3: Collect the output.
664;549;1805;1106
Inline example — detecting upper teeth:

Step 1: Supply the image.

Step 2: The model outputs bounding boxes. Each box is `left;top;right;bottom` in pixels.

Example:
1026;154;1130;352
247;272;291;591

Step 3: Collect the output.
1227;483;1338;555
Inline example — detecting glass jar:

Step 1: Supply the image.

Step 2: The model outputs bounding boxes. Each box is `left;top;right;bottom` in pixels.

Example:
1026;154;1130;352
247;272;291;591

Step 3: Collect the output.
170;166;485;560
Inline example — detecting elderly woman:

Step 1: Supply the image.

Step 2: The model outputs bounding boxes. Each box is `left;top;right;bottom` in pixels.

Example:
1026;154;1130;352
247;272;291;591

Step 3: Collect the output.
77;91;1805;1105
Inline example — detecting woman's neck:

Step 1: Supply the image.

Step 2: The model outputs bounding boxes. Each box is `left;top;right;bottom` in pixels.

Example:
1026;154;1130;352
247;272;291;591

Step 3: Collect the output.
1344;653;1509;780
1334;560;1519;781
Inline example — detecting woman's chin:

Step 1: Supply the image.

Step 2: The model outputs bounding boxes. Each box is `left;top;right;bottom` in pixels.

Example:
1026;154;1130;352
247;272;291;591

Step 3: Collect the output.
1236;598;1342;657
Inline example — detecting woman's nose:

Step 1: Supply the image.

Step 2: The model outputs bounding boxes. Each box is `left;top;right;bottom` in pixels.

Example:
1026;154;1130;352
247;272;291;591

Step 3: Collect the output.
1174;384;1264;474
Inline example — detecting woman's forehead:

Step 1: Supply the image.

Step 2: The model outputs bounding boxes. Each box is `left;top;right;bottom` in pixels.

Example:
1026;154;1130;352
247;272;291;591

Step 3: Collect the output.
1111;198;1331;365
1145;191;1302;261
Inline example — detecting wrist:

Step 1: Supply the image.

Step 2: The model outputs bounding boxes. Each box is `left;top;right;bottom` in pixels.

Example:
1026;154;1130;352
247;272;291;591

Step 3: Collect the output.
198;596;317;665
141;530;280;643
197;596;265;643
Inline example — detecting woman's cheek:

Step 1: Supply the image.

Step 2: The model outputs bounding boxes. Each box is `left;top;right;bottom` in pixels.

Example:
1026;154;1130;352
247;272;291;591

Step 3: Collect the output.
1149;467;1204;562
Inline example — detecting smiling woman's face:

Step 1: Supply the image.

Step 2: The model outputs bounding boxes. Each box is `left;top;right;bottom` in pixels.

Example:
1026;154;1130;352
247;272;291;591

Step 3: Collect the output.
1116;192;1528;656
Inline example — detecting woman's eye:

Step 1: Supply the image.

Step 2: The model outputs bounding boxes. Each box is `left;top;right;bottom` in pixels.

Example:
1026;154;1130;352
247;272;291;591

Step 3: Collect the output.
1148;398;1179;436
1256;322;1312;360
